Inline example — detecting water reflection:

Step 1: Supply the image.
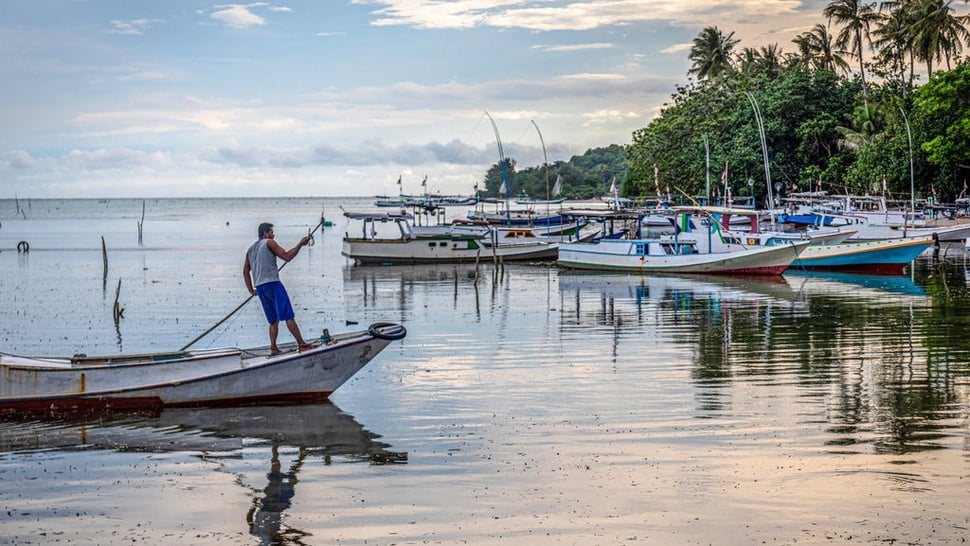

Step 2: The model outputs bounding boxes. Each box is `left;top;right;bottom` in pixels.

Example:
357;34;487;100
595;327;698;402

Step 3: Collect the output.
555;267;970;454
0;403;406;545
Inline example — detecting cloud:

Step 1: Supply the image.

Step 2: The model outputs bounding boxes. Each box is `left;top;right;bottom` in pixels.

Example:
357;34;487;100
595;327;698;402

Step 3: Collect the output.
199;138;496;168
352;0;807;31
1;150;47;169
661;42;692;55
534;43;614;52
106;19;165;35
208;3;291;29
61;148;173;170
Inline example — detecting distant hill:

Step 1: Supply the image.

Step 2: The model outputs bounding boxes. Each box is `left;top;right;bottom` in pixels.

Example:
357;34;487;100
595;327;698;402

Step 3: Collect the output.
480;144;627;200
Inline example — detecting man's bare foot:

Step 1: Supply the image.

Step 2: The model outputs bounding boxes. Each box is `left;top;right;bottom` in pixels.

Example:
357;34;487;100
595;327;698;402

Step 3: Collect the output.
299;343;321;353
270;348;282;356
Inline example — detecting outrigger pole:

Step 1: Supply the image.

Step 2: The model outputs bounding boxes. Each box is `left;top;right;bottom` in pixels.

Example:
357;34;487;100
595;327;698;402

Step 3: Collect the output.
484;111;511;226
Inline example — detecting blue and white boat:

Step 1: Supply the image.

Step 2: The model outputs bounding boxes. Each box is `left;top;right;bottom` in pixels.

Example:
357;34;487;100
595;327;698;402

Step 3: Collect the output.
788;235;935;274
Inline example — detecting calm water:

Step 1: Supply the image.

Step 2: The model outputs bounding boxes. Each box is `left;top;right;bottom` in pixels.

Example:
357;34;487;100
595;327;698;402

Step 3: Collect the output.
2;198;970;545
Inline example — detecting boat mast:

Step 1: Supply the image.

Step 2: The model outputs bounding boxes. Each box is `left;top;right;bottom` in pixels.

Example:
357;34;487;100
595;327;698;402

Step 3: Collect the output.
484;111;510;225
531;119;550;217
899;106;914;236
703;134;710;205
746;92;776;225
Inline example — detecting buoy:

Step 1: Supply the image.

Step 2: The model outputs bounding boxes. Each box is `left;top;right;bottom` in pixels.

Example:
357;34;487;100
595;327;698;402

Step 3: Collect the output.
17;241;29;252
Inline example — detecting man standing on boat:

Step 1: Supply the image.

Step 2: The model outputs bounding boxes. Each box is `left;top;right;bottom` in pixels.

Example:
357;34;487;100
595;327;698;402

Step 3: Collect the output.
243;222;317;355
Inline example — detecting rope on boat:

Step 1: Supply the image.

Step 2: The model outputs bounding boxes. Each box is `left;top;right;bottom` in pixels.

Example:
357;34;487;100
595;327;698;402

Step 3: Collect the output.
368;322;407;340
789;240;808;273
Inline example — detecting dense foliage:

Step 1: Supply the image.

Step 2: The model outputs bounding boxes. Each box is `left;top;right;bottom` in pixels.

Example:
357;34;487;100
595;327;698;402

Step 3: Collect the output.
482;1;970;207
623;0;970;207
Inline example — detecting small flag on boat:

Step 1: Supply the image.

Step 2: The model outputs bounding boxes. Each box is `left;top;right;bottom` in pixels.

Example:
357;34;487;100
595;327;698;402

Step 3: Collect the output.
552;174;563;197
882;175;886;191
720;162;728;185
421;176;427;187
932;184;937;197
653;165;660;195
396;175;402;185
609;177;617;194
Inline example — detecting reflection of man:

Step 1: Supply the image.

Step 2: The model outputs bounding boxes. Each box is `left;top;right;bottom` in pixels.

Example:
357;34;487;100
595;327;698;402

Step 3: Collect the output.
247;446;307;543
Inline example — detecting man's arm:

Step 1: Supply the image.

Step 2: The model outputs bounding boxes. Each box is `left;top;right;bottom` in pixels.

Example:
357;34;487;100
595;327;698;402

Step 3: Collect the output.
267;236;310;262
243;256;255;295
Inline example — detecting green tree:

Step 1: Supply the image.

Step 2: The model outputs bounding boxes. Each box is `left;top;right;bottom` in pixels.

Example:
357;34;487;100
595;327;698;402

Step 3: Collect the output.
907;0;970;77
913;63;970;184
792;24;851;73
824;0;881;101
688;26;740;80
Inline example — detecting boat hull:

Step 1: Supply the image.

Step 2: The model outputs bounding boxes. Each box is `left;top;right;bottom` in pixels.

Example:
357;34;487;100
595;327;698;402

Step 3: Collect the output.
558;239;808;275
0;323;406;414
342;237;558;265
791;236;934;274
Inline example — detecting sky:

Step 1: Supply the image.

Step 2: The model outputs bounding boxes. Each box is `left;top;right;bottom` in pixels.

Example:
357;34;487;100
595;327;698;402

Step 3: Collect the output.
0;0;843;198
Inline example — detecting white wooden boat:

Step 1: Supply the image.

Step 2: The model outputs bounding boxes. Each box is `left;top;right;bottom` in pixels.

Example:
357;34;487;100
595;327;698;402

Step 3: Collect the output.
342;212;560;264
416;220;598;245
0;322;406;414
558;236;809;275
782;209;970;242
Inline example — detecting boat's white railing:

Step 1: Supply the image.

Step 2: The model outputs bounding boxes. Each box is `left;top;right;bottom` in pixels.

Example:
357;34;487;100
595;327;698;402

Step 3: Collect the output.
0;354;73;368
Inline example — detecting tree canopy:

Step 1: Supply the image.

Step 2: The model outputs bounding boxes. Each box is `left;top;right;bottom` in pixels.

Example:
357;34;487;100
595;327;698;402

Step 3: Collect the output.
622;0;970;206
477;1;970;206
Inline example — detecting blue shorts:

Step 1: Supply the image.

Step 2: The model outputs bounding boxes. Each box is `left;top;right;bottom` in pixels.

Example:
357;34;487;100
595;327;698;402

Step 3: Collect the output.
255;281;296;324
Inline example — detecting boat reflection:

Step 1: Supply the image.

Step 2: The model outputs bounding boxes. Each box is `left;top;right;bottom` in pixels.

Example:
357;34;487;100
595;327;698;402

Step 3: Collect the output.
558;271;800;304
0;403;406;545
344;263;484;285
558;271;801;329
784;270;928;299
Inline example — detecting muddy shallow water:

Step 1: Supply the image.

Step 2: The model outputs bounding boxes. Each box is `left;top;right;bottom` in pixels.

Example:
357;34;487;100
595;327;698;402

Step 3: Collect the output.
2;197;970;545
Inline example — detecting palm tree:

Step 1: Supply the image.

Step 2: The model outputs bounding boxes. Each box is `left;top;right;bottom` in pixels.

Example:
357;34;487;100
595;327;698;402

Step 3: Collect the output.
907;0;970;77
823;0;882;100
688;26;740;80
792;24;852;73
737;44;785;79
874;2;914;91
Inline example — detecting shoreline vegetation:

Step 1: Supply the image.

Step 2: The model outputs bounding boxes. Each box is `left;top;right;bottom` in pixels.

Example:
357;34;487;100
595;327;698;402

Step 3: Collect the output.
478;0;970;209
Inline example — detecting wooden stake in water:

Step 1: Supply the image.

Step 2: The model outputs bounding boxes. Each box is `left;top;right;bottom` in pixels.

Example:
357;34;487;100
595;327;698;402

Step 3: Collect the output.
113;278;124;322
137;200;145;246
101;236;108;292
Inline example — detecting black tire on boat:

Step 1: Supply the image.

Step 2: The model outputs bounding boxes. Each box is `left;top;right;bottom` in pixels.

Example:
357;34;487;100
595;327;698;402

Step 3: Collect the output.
368;322;407;340
17;241;29;252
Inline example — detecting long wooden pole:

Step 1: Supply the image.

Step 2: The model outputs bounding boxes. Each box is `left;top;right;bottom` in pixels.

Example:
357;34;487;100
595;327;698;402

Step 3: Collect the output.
180;219;325;351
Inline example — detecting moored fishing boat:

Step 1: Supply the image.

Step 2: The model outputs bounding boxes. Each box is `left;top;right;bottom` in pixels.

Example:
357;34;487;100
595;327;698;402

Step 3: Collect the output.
788;235;935;274
558;236;809;275
0;322;407;414
342;211;560;264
